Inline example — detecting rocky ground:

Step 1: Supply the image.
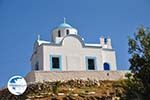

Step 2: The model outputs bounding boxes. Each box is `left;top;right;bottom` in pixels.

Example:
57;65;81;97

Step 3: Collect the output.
0;79;124;100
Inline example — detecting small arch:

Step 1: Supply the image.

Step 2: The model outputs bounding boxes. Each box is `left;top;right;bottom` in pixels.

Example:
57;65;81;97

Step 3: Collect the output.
66;29;69;35
58;30;61;37
35;62;39;70
104;62;110;70
60;35;85;47
104;38;107;44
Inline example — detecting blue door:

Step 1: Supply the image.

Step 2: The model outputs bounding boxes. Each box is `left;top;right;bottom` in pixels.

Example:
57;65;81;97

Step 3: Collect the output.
104;63;110;70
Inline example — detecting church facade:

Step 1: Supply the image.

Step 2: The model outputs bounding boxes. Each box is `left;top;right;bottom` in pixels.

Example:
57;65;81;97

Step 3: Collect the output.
30;20;117;71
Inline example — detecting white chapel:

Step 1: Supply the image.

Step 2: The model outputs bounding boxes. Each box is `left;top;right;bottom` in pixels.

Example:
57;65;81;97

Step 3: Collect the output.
30;19;117;71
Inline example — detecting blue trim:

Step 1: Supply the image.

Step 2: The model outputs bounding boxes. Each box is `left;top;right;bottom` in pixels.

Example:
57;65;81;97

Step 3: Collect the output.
50;55;62;71
85;56;97;70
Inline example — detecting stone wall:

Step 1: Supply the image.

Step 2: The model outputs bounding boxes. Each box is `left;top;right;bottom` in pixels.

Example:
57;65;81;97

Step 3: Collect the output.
25;71;130;83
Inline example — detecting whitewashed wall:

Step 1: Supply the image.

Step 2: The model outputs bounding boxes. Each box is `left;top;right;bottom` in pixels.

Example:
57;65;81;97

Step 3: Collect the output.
40;36;117;71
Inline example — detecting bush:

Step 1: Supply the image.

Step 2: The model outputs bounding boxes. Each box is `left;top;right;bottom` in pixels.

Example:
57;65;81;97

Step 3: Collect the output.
52;81;61;94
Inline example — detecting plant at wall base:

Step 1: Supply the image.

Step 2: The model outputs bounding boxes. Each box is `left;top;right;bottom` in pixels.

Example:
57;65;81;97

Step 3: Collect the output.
122;26;150;100
52;81;61;95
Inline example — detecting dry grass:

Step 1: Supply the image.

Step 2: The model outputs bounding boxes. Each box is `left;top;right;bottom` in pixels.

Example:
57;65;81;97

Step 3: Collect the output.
0;80;124;100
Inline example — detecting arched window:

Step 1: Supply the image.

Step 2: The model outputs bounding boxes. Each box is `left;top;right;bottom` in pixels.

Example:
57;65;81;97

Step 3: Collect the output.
104;63;110;70
66;29;69;35
35;62;39;70
58;30;61;37
104;38;107;44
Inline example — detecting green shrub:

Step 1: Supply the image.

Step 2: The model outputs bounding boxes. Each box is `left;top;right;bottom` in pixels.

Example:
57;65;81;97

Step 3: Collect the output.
52;81;61;94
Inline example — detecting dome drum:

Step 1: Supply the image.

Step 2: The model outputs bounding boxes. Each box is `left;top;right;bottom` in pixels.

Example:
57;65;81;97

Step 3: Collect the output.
51;22;78;43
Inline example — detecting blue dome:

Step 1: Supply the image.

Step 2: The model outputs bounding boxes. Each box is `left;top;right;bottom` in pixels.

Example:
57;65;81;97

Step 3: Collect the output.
59;23;72;28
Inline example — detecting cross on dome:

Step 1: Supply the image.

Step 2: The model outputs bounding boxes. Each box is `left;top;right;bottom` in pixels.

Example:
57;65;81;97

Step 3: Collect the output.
58;18;72;28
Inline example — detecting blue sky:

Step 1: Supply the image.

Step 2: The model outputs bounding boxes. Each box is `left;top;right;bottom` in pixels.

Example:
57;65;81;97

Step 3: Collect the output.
0;0;150;88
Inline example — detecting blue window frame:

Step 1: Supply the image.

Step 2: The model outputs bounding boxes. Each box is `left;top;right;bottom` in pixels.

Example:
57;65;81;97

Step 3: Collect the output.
85;56;97;70
50;55;62;71
104;62;110;70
